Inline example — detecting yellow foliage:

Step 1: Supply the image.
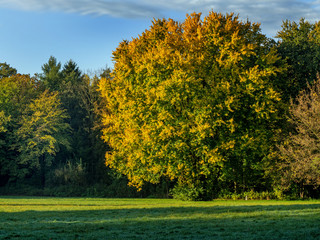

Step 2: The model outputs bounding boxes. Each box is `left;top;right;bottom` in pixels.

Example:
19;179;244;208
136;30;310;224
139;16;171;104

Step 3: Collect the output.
99;11;285;190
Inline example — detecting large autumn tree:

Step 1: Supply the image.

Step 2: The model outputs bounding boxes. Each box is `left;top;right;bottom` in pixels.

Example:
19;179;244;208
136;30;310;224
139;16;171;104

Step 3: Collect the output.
99;12;285;199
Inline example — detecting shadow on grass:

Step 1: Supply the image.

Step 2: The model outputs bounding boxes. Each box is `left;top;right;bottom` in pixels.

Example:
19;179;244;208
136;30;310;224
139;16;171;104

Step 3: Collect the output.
1;204;320;239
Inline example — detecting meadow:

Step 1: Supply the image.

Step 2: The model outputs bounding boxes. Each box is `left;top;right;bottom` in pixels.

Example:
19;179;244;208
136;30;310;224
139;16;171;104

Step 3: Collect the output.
0;197;320;239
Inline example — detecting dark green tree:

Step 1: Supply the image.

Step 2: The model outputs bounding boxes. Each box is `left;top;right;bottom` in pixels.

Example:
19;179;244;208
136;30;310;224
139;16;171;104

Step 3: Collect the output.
40;56;62;91
80;70;112;183
0;110;11;185
38;57;111;186
0;63;17;79
276;18;320;100
38;58;82;163
59;60;88;163
62;60;82;84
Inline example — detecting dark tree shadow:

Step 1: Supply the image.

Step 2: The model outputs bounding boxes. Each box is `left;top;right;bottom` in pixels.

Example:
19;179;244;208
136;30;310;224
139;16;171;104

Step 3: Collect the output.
0;203;320;239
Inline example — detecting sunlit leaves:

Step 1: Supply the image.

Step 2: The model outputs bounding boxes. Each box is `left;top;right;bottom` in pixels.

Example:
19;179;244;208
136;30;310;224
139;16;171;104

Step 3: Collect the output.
17;91;71;174
0;74;40;179
100;12;285;195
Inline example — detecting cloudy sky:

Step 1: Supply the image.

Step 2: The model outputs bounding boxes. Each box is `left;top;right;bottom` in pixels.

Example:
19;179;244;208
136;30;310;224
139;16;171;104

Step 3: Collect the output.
1;0;320;75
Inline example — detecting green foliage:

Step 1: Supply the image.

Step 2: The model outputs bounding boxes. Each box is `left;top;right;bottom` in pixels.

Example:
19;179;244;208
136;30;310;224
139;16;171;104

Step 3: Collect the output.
99;12;285;198
0;74;38;116
0;111;10;133
0;59;114;194
276;18;320;99
59;60;87;160
0;74;39;182
0;111;10;176
170;184;204;201
217;189;285;200
0;62;17;79
39;56;63;91
37;57;110;187
16;91;71;181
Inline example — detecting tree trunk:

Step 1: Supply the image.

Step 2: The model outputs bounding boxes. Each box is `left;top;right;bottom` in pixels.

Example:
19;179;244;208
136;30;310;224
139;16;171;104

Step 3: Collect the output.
299;183;304;199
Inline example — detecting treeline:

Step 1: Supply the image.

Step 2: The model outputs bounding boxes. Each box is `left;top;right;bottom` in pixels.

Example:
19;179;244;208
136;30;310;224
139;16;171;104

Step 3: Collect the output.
1;12;320;200
0;58;156;197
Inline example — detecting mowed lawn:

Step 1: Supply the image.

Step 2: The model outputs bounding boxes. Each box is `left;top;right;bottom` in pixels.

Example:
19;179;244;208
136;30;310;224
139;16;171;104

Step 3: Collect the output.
0;197;319;239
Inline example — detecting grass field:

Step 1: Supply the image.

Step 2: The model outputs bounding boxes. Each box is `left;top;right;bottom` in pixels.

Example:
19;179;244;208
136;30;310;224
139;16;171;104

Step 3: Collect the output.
0;197;319;239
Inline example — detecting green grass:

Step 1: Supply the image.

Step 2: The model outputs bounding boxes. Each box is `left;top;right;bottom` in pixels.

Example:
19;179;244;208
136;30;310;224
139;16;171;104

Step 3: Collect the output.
0;197;319;239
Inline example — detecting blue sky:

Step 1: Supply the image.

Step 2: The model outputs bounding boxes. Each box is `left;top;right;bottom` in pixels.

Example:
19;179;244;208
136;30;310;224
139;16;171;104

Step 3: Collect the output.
1;0;320;76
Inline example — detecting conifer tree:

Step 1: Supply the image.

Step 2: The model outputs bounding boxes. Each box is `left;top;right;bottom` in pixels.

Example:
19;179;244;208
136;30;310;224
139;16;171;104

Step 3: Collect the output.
40;56;62;92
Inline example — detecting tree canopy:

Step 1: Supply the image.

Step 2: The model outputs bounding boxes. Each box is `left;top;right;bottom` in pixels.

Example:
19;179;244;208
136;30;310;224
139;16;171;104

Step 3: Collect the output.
276;18;320;99
0;63;17;79
99;12;286;199
16;91;71;185
278;77;320;197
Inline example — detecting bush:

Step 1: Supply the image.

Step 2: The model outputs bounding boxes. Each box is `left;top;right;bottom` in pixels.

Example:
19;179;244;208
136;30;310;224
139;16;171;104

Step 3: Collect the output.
217;189;284;200
170;185;204;201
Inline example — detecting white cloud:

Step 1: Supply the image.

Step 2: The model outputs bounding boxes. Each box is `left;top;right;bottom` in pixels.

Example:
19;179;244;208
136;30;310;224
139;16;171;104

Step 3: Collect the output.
141;0;320;36
0;0;160;18
0;0;319;36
